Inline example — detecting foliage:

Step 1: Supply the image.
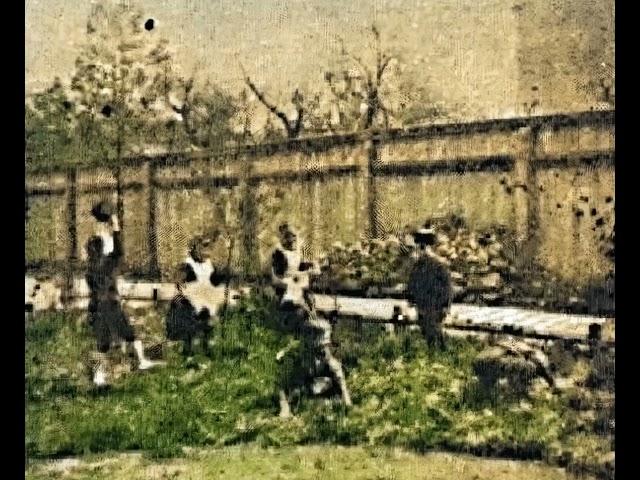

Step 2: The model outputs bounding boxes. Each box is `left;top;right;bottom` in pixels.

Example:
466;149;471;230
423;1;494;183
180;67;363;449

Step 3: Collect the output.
25;80;76;169
26;293;612;478
68;2;186;163
25;2;237;171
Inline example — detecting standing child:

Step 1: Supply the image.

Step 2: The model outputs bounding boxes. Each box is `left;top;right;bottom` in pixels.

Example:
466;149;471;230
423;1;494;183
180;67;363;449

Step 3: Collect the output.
165;236;233;356
406;224;453;349
86;201;163;387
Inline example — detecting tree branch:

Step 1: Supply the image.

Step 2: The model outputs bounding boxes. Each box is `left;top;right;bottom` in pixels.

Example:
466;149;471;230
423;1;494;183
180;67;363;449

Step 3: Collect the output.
377;55;393;85
337;36;371;81
244;76;294;136
374;24;382;83
238;57;302;138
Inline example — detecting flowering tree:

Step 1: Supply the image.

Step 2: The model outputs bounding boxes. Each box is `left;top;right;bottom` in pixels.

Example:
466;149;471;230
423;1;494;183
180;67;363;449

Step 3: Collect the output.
68;2;189;161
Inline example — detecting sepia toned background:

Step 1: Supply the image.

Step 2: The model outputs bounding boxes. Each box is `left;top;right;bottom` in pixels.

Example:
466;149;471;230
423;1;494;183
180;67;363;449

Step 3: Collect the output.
27;0;614;118
26;0;614;284
25;2;615;478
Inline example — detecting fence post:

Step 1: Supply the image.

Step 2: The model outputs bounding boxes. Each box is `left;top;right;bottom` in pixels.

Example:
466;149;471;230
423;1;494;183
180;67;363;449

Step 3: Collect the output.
513;124;541;262
310;178;322;258
24;187;29;226
63;168;78;304
24;187;30;275
365;133;381;239
147;161;160;279
238;155;260;280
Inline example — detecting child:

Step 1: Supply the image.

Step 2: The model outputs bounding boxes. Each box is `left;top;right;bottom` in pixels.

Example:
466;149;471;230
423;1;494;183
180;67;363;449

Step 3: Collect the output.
166;236;231;356
271;224;352;417
406;224;453;348
86;201;163;387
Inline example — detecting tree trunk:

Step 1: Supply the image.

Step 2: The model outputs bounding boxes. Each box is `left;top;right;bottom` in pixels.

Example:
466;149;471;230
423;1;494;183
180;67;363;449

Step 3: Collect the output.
114;129;125;257
114;166;124;229
363;89;379;130
238;156;259;281
63;169;78;305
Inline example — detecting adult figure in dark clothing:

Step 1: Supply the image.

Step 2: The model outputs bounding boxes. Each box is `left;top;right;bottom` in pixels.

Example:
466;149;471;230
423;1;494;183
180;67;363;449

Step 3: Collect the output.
86;201;163;387
406;225;453;349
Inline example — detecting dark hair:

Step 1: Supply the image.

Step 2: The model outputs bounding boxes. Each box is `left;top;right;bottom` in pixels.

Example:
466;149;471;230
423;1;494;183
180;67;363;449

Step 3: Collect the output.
413;230;437;247
210;268;228;287
91;201;115;223
278;224;290;235
278;224;297;245
189;236;206;250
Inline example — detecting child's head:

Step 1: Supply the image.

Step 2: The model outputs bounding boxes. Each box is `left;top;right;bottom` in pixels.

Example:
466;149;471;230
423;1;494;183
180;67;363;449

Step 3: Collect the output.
189;236;210;262
91;201;115;224
278;224;297;250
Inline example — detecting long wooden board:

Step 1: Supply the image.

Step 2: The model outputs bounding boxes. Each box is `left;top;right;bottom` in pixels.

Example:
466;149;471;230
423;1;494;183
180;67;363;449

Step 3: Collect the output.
27;276;613;343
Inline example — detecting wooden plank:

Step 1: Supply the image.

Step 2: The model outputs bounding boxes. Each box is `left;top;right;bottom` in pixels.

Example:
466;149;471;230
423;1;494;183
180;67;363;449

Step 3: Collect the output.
313;294;418;322
27;276;613;343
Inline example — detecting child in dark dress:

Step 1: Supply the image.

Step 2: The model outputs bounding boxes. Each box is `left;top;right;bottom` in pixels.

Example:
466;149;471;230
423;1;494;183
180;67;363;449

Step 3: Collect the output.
86;201;163;387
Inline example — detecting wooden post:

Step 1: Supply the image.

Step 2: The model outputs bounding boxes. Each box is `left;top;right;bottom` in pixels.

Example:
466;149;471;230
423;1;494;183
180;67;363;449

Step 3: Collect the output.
513;125;541;261
588;323;602;342
527;125;542;238
63;168;78;304
147;161;160;279
24;187;30;277
365;134;380;239
115;165;125;234
24;188;30;250
239;156;259;280
24;188;29;224
310;179;322;259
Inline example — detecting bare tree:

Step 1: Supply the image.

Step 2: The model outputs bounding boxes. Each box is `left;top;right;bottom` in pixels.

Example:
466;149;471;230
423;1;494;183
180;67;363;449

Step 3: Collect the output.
330;24;396;131
238;62;304;139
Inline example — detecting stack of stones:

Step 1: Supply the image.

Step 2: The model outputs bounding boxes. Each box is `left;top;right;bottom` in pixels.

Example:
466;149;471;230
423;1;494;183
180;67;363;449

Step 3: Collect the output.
312;214;599;313
313;214;521;306
428;216;515;305
312;237;413;296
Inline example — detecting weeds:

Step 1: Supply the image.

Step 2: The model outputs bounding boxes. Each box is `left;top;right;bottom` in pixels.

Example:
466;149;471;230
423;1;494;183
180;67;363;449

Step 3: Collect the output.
26;294;612;478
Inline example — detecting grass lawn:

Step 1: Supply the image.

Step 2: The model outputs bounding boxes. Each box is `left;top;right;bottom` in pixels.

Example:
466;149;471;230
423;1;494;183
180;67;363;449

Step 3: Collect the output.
26;444;586;480
25;293;613;478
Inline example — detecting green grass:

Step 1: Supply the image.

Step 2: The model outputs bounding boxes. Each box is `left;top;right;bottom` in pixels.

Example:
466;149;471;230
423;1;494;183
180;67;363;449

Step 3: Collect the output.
25;294;612;477
26;444;586;480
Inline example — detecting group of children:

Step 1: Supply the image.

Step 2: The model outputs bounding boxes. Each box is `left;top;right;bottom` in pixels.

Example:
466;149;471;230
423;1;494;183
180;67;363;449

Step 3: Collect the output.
84;200;452;416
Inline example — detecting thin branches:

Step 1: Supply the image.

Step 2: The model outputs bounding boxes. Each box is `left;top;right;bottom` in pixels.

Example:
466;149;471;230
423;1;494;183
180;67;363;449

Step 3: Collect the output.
238;60;304;139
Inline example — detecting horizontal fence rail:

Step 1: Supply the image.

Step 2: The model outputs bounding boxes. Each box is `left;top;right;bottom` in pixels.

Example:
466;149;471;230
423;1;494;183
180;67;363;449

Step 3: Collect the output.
25;109;614;176
25;275;613;345
26;110;615;290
